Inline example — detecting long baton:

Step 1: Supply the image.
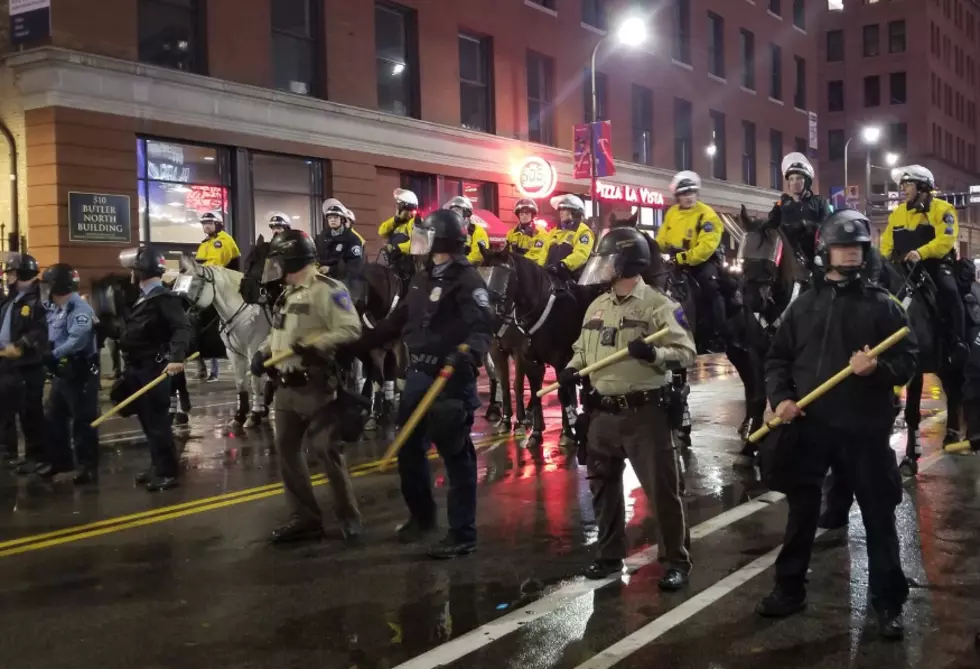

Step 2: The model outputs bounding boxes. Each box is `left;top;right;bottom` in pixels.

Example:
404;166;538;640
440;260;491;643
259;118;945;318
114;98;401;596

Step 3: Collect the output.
91;352;202;428
377;344;470;473
262;331;332;369
748;326;911;443
536;327;670;398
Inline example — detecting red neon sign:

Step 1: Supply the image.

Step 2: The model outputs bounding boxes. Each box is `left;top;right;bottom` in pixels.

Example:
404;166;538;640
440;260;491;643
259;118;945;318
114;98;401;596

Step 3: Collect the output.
515;156;557;199
595;181;666;209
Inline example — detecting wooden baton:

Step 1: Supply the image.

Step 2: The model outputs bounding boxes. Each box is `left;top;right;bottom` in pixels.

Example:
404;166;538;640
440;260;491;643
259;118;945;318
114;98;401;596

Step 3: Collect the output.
91;352;201;428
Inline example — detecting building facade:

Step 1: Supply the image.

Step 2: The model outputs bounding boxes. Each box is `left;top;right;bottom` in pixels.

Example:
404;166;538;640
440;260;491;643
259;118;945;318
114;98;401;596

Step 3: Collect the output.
0;0;819;280
818;0;980;255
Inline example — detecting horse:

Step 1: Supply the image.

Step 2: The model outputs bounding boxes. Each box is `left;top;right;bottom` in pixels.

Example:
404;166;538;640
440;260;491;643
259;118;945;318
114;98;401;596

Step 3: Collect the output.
483;322;533;432
176;255;273;428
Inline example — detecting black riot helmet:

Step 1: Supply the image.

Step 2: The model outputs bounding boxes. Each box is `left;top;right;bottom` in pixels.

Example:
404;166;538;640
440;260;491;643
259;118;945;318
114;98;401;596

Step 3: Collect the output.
578;227;651;286
119;245;167;280
815;209;872;279
41;263;81;297
3;252;40;281
410;209;467;256
261;228;317;282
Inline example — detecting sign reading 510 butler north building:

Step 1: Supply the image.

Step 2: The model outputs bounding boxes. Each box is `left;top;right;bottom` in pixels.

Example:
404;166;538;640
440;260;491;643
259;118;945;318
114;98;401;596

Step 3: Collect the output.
68;193;132;244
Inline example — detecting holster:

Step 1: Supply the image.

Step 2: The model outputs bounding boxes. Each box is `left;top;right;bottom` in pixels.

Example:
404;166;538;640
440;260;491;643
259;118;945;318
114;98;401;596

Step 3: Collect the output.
334;387;372;442
666;378;688;430
109;375;139;417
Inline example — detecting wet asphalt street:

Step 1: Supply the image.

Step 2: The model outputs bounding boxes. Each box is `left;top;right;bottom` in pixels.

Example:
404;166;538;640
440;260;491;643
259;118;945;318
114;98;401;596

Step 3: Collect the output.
2;358;980;669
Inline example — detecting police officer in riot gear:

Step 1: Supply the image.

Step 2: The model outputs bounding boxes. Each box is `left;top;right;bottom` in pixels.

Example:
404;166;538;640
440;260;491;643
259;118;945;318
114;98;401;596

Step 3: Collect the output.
506;198;548;264
543;194;595;279
559;227;696;587
759;209;917;638
881;164;968;362
39;263;101;484
444;196;489;265
249;228;364;544
111;246;193;491
0;252;48;473
316;199;365;271
762;153;833;269
379;188;420;287
339;208;493;559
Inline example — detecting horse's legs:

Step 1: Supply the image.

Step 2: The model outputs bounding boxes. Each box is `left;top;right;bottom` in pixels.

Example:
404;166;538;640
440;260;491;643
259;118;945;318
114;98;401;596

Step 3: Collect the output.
242;350;266;428
514;352;528;427
484;341;504;423
939;367;964;443
497;348;514;431
524;360;546;455
900;374;924;476
227;351;249;426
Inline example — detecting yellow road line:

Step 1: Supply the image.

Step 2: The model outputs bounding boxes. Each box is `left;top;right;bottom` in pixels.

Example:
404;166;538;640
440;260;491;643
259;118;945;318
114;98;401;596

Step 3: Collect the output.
0;428;552;557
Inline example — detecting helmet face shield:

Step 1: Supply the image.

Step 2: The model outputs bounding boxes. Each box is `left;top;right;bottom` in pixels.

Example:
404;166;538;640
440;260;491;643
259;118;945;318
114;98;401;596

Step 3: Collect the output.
410;227;436;255
118;248;140;270
260;257;285;284
578;254;621;286
39;283;51;303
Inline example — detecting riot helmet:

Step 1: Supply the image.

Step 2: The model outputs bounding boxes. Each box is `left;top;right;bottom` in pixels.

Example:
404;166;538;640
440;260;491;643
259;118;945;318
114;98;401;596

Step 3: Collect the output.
410;209;467;256
1;252;39;282
670;170;702;196
515;198;538;228
268;212;292;236
782;152;815;194
261;229;317;283
444;195;474;220
394;188;419;219
550;193;586;229
894;165;936;204
200;211;224;234
41;263;81;301
120;245;167;281
323;198;352;233
815;209;872;279
578;227;651;286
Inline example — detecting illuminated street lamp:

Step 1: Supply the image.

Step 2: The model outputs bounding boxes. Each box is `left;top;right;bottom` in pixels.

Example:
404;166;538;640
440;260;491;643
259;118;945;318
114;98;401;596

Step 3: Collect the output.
844;125;882;214
885;152;900;167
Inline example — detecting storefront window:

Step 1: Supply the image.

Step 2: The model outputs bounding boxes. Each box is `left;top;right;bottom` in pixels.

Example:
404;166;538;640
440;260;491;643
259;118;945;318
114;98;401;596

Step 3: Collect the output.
252;153;324;239
137;138;232;246
438;177;497;214
401;173;437;211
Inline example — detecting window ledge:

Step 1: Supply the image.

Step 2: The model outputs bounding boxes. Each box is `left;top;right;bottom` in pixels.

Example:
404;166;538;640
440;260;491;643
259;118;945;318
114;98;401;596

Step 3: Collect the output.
672;58;694;71
708;73;727;84
524;0;557;17
740;85;757;95
745;0;755;4
767;10;783;20
769;96;785;106
581;22;607;36
793;25;806;35
794;106;807;114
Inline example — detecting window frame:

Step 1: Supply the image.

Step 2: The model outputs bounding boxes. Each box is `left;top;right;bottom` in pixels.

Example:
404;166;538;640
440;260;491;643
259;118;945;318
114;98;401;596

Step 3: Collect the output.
827;79;844;112
250;150;326;239
740;29;756;90
889;71;906;105
458;32;495;133
888;20;906;54
709;110;727;180
793;55;806;109
137;0;207;74
769;43;782;101
826;29;843;62
270;0;322;97
707;11;725;78
673;0;691;65
864;74;881;107
674;97;693;171
863;23;880;57
631;84;654;166
742;120;757;186
584;69;609;122
375;1;421;119
526;50;556;146
769;129;783;189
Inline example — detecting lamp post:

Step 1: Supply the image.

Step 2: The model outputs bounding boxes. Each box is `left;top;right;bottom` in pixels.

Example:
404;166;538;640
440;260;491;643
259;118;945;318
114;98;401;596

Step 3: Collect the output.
843;125;880;213
589;16;647;222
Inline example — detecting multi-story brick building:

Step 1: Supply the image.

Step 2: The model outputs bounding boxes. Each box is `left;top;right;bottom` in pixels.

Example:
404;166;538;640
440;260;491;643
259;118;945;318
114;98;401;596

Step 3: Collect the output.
818;0;980;255
0;0;819;279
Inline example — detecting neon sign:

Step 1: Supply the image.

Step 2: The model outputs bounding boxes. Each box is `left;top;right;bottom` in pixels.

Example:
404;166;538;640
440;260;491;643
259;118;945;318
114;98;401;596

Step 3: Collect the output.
595;181;666;208
515;156;557;199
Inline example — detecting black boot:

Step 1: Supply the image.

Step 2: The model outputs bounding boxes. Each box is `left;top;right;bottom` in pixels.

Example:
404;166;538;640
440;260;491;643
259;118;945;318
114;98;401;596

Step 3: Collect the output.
584;559;624;580
341;518;363;546
270;518;325;544
427;534;476;560
658;567;690;592
234;391;248;424
756;588;806;617
877;608;904;640
146;475;179;492
395;517;437;544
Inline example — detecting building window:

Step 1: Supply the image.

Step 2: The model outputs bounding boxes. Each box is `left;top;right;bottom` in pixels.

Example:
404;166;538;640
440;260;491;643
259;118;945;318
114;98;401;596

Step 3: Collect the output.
826;29;843;61
793;0;805;30
795;136;807;155
137;139;232;246
459;33;494;132
864;75;880;107
793;56;806;109
710;110;727;180
828;129;845;160
769;0;781;16
252;153;325;239
673;0;691;64
376;2;419;118
769;44;782;101
742;121;757;186
675;98;693;170
863;24;879;57
888;20;906;53
582;0;606;30
527;51;555;146
527;0;556;8
827;80;844;112
708;12;725;78
585;70;608;122
890;72;906;105
632;85;654;165
769;129;783;189
138;0;204;73
740;29;755;90
271;0;319;96
440;178;498;215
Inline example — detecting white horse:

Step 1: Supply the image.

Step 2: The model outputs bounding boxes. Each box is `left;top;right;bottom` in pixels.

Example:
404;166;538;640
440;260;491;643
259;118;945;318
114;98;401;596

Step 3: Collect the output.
176;255;272;428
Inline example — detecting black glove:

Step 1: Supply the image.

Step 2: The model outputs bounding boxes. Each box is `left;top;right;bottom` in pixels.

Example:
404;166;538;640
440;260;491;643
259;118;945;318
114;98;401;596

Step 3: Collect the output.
250;350;271;377
627;337;657;362
446;348;477;370
545;263;562;276
558;367;581;388
42;353;61;376
291;342;324;367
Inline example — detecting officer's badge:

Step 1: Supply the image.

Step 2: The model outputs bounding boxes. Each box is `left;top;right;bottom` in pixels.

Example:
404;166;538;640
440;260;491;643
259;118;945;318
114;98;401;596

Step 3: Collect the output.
592;310;603;319
473;288;490;307
702;222;714;233
335;244;344;252
579;234;591;244
332;291;353;311
20;305;29;317
429;287;442;302
673;306;691;330
352;246;362;256
214;241;222;248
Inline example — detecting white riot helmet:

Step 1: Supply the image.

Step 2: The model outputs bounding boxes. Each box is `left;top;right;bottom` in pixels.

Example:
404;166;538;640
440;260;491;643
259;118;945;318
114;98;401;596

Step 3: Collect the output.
394;188;419;210
782;152;815;189
443;195;474;219
268;212;292;231
344;206;356;224
893;164;936;192
200;211;224;230
549;194;586;227
669;170;702;196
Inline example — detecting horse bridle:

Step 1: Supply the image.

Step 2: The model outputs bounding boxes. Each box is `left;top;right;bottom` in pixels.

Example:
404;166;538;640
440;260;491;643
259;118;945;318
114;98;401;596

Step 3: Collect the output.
488;260;556;338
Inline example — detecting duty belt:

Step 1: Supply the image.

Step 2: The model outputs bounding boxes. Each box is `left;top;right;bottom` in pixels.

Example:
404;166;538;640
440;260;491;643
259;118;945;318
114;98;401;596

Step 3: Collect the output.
595;388;665;413
278;370;309;388
409;353;442;373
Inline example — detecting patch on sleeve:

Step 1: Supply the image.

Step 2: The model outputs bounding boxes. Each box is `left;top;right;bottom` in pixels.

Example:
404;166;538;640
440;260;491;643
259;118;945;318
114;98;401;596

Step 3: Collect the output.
73;313;91;326
579;234;591;244
673;306;691;331
702;222;714;233
332;291;353;311
473;288;490;308
213;240;222;248
534;240;544;248
352;245;362;257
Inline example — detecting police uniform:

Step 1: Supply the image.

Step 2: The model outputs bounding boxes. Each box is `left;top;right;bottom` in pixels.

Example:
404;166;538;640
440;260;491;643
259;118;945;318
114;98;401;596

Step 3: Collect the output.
42;279;100;482
765;193;833;268
544;220;595;276
379;214;414;255
505;223;548;265
464;222;490;265
253;231;363;542
316;226;365;270
195;228;242;269
566;276;696;583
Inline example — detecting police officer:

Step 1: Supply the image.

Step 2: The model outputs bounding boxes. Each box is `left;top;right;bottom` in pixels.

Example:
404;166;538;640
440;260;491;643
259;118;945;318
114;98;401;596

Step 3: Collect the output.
195;211;242;270
268;211;292;239
379;188;420;287
557;228;696;587
114;246;193;492
657;170;726;350
543;194;595;280
505;198;548;264
316;199;365;271
758;210;917;639
443;196;489;265
339;209;493;559
881;164;968;361
249;229;364;544
762;153;833;270
0;252;48;473
38;263;101;484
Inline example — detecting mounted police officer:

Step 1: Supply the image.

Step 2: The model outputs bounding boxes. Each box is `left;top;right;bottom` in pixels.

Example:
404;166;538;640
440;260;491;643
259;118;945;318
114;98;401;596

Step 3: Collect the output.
38;263;100;484
881;164;968;362
249;229;364;544
762;153;833;270
112;246;193;491
339;208;493;559
505;198;548;264
268;211;292;239
379;188;421;289
444;195;489;266
543;194;595;280
0;252;48;473
195;211;241;270
657;170;727;350
316;199;365;272
758;209;917;639
559;227;696;588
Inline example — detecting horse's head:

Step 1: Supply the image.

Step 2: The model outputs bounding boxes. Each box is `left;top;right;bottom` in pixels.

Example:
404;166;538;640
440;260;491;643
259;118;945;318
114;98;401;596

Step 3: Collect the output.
173;253;217;310
607;210;639;229
478;247;518;318
240;235;282;307
737;207;801;313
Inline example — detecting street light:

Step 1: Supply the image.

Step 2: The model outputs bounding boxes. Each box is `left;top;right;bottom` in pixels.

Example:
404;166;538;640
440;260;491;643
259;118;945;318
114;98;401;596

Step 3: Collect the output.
589;15;648;220
885;152;900;167
705;144;718;157
843;125;881;214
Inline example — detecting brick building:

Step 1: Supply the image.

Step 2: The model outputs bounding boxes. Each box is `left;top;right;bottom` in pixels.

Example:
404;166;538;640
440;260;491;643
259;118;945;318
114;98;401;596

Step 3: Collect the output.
818;0;980;255
1;0;819;280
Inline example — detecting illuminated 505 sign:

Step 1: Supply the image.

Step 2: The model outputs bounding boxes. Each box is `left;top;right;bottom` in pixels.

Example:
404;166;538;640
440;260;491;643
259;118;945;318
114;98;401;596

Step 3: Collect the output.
515;156;557;199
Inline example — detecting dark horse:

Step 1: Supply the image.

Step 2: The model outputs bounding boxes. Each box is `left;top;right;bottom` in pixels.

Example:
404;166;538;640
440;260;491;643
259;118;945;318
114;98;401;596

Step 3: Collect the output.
483;322;532;432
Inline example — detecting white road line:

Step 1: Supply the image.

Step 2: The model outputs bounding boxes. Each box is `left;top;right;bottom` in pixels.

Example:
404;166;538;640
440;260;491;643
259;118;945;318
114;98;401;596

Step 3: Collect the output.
572;451;946;669
390;491;785;669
